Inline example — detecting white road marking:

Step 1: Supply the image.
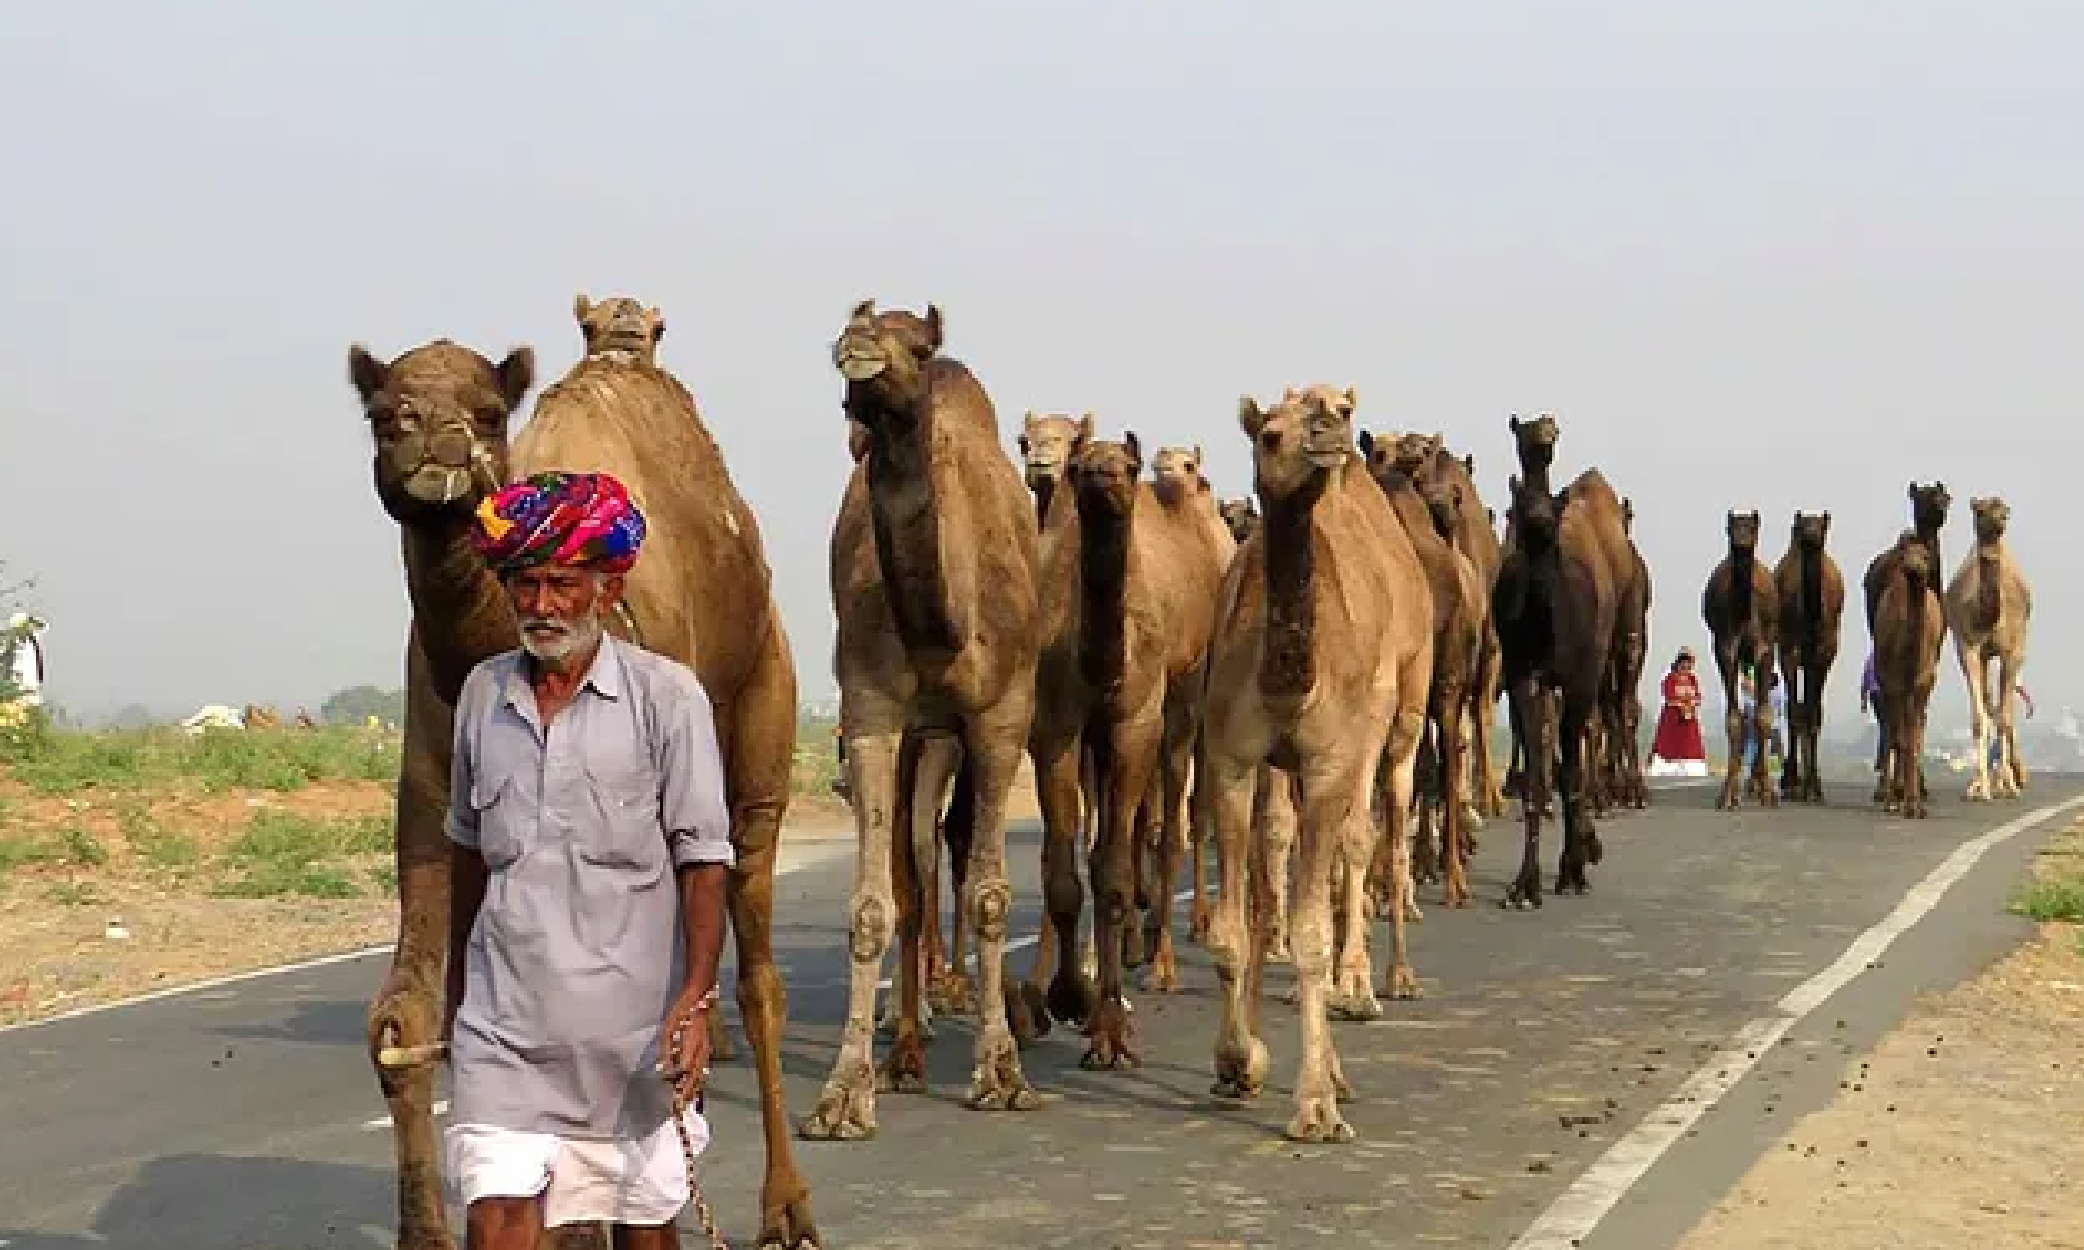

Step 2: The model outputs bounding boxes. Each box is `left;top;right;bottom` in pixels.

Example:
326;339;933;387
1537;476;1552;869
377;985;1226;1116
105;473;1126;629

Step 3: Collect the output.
1507;793;2084;1250
0;837;856;1037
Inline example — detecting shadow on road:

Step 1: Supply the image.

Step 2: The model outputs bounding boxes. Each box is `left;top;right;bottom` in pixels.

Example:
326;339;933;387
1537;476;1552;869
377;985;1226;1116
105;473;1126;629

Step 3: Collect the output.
0;1152;395;1249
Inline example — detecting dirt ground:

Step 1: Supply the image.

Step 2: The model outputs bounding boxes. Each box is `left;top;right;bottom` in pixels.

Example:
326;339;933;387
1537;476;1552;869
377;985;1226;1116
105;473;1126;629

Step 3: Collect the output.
1674;818;2084;1250
0;764;1040;1027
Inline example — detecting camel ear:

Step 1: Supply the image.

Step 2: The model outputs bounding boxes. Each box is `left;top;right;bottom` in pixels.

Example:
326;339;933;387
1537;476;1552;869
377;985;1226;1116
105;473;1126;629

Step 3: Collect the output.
348;344;388;405
1509;415;1523;435
1238;396;1267;438
1338;385;1359;415
1463;452;1475;475
573;292;594;325
1507;473;1522;498
1124;429;1143;472
1193;443;1203;464
922;305;945;354
849;298;876;321
1907;481;1918;500
1075;413;1095;450
648;306;666;343
494;347;536;411
1022;409;1039;429
1357;429;1376;458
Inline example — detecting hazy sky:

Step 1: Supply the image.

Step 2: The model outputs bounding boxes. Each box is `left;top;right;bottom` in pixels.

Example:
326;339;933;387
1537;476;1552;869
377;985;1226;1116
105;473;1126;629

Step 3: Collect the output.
1;2;2075;730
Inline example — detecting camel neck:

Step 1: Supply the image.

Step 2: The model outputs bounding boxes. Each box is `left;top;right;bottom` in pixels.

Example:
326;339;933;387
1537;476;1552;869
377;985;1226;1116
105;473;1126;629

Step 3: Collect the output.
401;517;516;704
1258;478;1325;698
863;406;960;654
1074;494;1131;696
1728;546;1756;621
1973;538;2003;631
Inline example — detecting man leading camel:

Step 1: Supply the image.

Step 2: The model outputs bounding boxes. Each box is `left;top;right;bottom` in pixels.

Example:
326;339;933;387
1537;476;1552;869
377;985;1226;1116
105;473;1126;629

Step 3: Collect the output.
444;470;730;1248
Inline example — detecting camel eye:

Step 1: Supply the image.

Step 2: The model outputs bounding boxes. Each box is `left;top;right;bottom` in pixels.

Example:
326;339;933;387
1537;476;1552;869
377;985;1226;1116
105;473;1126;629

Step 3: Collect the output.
1259;430;1281;452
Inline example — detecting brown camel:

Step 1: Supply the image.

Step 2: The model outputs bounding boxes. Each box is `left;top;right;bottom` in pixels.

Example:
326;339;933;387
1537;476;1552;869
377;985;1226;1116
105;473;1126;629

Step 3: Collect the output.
1863;482;1951;796
1062;429;1228;1067
806;298;1042;1139
1945;497;2032;801
1220;496;1262;545
1701;510;1780;811
1204;384;1434;1143
1602;500;1653;812
1874;530;1946;817
1773;511;1844;804
1497;413;1625;904
350;294;820;1250
1359;429;1485;909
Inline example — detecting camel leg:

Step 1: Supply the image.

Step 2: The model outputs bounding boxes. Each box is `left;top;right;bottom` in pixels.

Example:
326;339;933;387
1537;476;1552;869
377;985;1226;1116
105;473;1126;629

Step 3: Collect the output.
1085;710;1162;1071
1998;654;2028;796
1142;695;1198;992
881;733;939;1040
1208;748;1270;1102
1477;634;1508;819
368;676;457;1250
1504;677;1547;909
1286;758;1362;1144
1261;767;1296;964
1556;692;1599;896
1329;773;1390;1020
1752;669;1780;810
799;702;902;1142
1188;731;1214;943
937;753;980;1014
1406;728;1440;889
1959;643;1994;801
1018;732;1090;1042
873;732;929;1095
1716;691;1746;812
1436;687;1471;908
1375;707;1426;1000
955;690;1040;1112
708;625;823;1249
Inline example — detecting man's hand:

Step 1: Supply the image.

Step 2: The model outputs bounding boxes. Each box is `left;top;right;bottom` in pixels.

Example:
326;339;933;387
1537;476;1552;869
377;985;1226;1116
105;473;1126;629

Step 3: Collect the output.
659;985;718;1106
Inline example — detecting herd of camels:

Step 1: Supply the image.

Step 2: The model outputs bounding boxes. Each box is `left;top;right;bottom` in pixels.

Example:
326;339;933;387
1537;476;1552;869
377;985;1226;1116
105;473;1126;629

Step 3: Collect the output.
345;294;2031;1250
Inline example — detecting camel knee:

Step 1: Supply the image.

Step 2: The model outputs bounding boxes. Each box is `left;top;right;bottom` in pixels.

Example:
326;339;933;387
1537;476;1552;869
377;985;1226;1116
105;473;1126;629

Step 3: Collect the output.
1287;909;1332;980
848;892;893;963
969;876;1012;944
735;959;787;1024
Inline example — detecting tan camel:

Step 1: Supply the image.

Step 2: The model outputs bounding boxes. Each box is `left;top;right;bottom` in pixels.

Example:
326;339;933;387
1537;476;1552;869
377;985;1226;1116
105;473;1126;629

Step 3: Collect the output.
804;299;1042;1139
1874;530;1945;818
1945;497;2032;801
1204;385;1434;1143
1359;429;1485;909
1864;482;1952;802
349;294;820;1250
1009;409;1103;1045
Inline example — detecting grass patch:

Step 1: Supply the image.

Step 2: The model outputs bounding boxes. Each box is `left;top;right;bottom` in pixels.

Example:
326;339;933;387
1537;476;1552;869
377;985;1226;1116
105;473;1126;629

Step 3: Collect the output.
0;716;401;797
211;808;394;900
793;715;842;798
0;832;59;873
2011;877;2084;924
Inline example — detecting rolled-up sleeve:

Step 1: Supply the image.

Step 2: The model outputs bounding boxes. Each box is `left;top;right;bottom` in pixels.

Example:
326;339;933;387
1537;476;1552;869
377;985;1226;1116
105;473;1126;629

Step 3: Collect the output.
659;682;735;870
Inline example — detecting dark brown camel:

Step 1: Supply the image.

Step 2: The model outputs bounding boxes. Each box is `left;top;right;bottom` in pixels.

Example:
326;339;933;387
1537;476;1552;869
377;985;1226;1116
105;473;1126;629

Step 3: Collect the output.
1863;482;1951;801
1701;510;1781;811
1773;511;1844;803
1873;530;1945;817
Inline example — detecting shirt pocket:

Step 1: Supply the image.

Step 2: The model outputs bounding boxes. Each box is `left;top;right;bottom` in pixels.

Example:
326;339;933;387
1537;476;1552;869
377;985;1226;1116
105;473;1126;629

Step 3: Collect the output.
469;767;529;869
580;758;669;880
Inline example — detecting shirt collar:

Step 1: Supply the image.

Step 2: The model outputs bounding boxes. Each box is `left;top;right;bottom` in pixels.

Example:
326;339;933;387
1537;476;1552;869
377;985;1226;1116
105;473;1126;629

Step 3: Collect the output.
499;632;627;710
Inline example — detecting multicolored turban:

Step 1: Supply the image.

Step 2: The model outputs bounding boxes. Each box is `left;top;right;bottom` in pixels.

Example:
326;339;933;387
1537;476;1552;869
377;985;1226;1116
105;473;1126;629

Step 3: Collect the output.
472;471;648;576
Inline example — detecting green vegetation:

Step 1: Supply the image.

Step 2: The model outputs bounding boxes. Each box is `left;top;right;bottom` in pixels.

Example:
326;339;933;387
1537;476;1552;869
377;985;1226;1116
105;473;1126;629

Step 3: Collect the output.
793;712;842;798
0;713;402;796
213;808;392;900
2008;825;2084;947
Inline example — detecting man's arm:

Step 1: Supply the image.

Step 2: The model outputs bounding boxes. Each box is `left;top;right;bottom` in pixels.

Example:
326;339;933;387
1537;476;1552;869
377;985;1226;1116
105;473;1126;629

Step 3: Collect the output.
659;681;735;1001
443;702;488;1035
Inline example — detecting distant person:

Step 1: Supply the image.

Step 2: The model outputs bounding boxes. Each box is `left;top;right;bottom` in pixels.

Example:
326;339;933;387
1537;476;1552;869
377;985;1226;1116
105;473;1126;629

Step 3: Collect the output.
4;611;47;708
443;470;728;1247
1986;681;2035;769
1649;647;1708;775
1858;650;1884;771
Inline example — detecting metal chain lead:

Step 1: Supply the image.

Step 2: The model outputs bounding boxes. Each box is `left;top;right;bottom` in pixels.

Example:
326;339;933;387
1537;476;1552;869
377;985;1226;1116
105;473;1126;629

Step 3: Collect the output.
666;994;729;1250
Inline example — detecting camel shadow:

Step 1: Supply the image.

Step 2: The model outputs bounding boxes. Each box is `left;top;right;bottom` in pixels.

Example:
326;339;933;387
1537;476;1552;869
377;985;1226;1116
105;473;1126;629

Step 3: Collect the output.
0;1152;396;1250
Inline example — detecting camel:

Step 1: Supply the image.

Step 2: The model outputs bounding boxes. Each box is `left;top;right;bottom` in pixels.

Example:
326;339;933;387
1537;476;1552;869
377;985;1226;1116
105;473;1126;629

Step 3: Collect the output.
1701;510;1781;811
1863;482;1951;798
1392;436;1507;822
1358;429;1485;908
1204;384;1434;1144
348;293;819;1250
1064;429;1229;1066
1602;500;1653;812
1220;496;1262;545
1945;497;2032;801
1874;530;1946;818
1495;413;1625;906
1773;511;1844;804
805;298;1042;1139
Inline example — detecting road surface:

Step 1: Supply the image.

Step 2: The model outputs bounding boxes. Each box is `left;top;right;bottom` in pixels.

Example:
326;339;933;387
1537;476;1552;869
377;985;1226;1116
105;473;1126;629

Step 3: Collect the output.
1;776;2078;1250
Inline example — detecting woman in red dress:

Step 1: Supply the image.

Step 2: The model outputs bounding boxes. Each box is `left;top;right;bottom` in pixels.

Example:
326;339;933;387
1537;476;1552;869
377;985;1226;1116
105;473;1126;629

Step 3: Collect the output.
1650;647;1708;769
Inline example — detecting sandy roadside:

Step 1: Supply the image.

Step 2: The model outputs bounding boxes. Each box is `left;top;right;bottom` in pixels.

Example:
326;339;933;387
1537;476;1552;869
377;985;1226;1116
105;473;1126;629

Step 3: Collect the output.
1672;818;2084;1250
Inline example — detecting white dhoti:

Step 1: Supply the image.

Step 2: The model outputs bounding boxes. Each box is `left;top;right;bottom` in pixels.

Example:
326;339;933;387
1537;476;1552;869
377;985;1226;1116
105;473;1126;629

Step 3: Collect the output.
445;1104;711;1227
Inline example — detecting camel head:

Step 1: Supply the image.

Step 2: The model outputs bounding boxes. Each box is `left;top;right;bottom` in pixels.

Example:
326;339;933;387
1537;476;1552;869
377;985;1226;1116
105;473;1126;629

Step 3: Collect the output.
1507;473;1568;553
1219;496;1261;544
1726;509;1762;556
1018;411;1093;492
832;298;944;431
1069;430;1144;522
1422;476;1465;540
348;339;536;524
1908;480;1952;534
1355;429;1396;488
1508;413;1559;475
1151;444;1209;506
1390;430;1445;480
1970;496;2010;543
1894;528;1934;588
573;293;665;364
1791;510;1831;553
1240;385;1356;505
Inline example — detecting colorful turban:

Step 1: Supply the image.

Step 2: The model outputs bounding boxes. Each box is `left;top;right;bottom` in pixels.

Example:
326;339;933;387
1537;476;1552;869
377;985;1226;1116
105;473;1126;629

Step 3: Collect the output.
472;471;648;576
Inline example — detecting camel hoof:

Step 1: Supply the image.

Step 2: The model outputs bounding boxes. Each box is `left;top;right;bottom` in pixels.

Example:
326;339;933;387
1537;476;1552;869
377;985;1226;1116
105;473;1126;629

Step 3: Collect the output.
797;1081;877;1141
755;1202;824;1250
967;1034;1039;1110
875;1040;927;1095
1011;981;1052;1044
1386;965;1422;1001
1327;985;1384;1021
1402;899;1425;924
1211;1037;1270;1100
1139;962;1178;993
1080;1040;1140;1071
1265;937;1294;966
1189;907;1213;943
1332;1067;1355;1103
1285;1102;1356;1144
1045;972;1096;1028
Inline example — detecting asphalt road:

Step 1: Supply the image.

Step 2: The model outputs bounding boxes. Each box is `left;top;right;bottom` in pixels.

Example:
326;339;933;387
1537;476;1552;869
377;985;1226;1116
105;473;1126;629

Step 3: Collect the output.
1;774;2078;1250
